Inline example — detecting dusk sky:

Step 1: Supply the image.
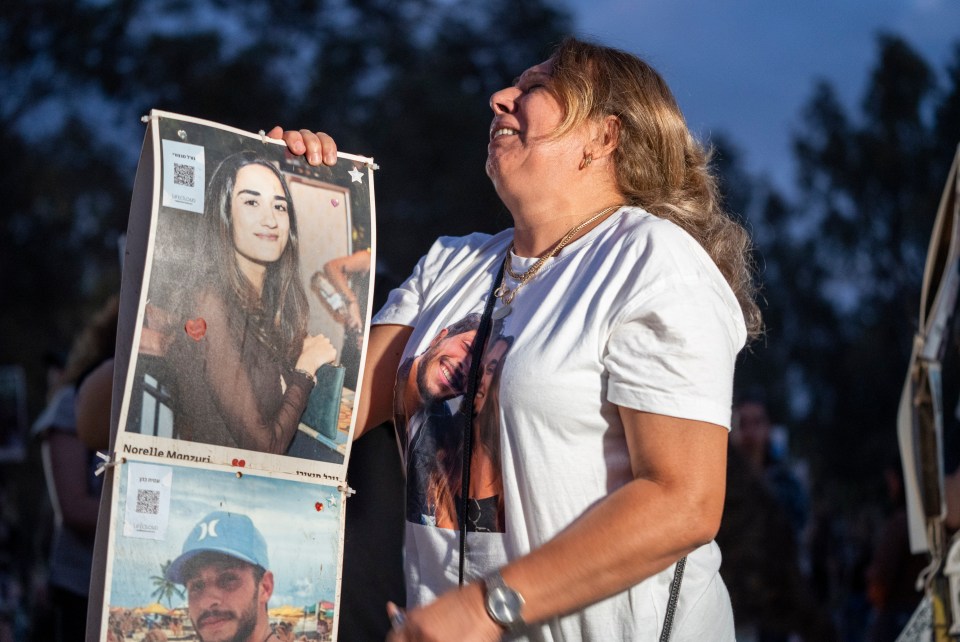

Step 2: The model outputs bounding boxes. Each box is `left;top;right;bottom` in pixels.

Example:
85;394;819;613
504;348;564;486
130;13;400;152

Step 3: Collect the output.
565;0;960;194
27;2;960;200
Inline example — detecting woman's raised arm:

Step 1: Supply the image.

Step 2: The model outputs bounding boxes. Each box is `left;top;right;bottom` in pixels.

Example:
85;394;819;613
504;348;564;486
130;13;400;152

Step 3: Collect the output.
353;324;411;440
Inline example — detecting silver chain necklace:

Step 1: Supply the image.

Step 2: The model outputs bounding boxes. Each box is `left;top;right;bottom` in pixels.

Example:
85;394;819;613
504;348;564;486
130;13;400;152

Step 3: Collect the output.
492;204;621;318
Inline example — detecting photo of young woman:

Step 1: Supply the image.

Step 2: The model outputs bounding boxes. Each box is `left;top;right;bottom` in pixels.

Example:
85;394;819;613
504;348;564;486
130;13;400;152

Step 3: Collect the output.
161;151;338;454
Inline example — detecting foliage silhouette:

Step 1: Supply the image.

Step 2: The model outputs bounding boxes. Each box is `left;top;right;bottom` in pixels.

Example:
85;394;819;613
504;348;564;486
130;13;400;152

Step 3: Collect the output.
730;34;960;501
149;559;185;609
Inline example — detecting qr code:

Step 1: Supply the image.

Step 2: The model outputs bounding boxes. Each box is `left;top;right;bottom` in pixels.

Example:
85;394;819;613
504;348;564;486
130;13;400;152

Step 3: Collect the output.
136;489;161;515
173;162;195;187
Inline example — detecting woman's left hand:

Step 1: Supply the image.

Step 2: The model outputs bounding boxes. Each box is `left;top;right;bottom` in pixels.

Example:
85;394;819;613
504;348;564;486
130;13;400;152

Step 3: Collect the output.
266;126;338;166
296;333;338;375
385;584;502;642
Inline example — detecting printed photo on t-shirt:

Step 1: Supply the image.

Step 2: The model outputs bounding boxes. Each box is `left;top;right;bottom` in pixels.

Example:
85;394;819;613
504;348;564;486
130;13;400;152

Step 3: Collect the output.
394;314;513;533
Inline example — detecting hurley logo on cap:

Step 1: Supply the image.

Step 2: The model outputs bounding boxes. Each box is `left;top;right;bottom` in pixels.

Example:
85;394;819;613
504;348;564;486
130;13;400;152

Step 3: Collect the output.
197;518;220;540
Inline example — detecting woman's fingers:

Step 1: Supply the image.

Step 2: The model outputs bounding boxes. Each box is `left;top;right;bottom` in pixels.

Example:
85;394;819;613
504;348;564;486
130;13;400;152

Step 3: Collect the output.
311;333;338;366
266;127;338;166
300;129;338;165
296;334;338;373
387;601;406;631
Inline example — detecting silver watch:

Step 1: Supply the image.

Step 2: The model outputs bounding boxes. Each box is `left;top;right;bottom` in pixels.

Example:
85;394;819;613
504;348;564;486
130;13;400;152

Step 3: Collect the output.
483;570;525;630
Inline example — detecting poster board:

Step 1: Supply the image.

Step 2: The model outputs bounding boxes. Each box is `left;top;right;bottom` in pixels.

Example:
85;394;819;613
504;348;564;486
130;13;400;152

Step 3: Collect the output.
893;144;960;640
898;143;959;554
88;111;376;642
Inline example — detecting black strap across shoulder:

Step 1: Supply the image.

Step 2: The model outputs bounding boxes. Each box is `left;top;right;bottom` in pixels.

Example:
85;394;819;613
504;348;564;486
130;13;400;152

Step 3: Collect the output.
457;255;507;586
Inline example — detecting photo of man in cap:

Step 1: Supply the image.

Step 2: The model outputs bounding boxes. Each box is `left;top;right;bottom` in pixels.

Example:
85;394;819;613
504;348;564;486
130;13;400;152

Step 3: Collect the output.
99;464;339;642
165;511;275;642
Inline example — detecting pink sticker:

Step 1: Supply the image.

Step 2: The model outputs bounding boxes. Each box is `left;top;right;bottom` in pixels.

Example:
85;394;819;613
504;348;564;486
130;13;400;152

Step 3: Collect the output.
185;318;206;341
330;198;340;207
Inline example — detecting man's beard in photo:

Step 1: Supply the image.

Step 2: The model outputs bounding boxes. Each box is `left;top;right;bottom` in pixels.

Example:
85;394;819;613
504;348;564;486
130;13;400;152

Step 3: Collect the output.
416;345;466;407
194;586;260;642
416;346;442;406
416;352;438;406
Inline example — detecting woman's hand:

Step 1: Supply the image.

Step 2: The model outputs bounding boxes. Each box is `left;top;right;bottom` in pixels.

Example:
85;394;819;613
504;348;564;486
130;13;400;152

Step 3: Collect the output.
266;126;338;166
385;584;502;642
296;333;337;375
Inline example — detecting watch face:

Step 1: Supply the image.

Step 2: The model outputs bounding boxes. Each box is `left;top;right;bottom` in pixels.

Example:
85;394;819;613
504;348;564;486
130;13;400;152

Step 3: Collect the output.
488;586;522;624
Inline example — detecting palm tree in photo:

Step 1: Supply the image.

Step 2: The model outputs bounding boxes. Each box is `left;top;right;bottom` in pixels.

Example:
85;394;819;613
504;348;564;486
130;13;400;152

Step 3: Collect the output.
150;559;185;608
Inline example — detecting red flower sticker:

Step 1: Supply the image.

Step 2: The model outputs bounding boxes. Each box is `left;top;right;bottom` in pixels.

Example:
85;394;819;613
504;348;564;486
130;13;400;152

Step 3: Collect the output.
231;458;246;468
185;318;207;341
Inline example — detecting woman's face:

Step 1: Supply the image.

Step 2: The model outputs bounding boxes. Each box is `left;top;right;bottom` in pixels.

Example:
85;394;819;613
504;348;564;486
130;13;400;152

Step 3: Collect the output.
486;59;588;197
230;163;290;267
475;338;509;414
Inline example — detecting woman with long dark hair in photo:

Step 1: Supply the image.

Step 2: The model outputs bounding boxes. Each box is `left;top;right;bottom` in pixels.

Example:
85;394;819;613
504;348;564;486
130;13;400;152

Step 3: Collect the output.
167;151;336;454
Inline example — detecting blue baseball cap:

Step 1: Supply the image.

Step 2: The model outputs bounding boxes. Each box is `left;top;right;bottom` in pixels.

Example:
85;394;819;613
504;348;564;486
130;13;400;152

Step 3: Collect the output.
165;511;269;584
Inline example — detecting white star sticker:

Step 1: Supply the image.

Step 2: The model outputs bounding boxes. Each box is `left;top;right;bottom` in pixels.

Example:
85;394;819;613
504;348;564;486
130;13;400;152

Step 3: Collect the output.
348;167;364;183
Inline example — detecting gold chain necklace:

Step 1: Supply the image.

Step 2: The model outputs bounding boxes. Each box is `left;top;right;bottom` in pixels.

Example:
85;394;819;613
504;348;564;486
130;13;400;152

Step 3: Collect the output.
494;204;622;309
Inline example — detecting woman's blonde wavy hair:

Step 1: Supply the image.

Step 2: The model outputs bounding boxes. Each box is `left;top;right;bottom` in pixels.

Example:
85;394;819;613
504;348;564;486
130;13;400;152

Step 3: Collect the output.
550;37;762;339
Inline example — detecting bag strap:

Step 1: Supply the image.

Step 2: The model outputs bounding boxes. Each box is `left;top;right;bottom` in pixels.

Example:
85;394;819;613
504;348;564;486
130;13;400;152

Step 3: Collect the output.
659;556;686;642
458;255;508;586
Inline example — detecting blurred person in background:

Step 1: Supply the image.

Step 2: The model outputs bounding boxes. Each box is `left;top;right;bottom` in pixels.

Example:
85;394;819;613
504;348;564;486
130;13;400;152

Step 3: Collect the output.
717;441;836;641
731;393;809;537
31;295;118;642
721;392;832;641
75;356;115;452
864;460;927;642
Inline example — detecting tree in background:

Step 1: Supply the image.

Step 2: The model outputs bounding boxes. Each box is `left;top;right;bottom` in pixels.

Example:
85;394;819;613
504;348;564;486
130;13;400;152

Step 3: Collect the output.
0;0;570;411
710;36;960;636
0;3;570;640
149;560;184;610
5;3;960;635
731;35;960;496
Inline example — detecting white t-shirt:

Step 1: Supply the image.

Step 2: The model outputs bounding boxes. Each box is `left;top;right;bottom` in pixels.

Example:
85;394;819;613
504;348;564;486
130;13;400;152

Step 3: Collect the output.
372;207;745;641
